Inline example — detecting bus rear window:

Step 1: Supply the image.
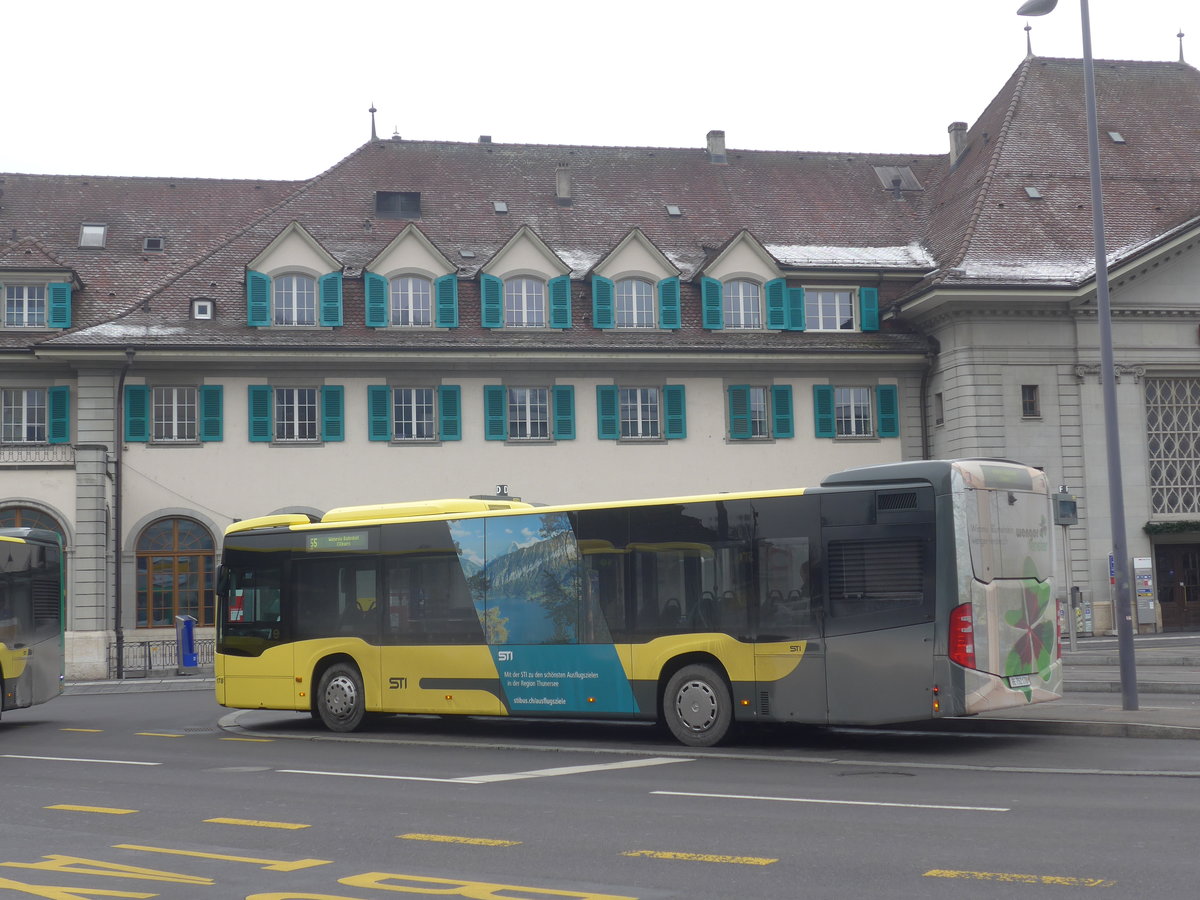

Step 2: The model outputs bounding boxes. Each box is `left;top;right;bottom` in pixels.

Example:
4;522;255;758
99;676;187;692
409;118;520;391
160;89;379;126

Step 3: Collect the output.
964;488;1052;582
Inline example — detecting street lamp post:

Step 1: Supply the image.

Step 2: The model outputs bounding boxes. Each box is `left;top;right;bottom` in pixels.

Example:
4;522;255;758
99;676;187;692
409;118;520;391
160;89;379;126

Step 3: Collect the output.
1017;0;1138;709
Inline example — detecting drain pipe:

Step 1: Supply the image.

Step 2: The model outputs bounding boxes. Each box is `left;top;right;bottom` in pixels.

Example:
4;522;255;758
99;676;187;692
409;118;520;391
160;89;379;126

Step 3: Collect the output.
113;348;135;679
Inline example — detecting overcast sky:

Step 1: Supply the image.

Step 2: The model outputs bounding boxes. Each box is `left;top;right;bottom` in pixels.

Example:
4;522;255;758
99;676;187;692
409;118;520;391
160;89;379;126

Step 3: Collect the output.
6;0;1195;181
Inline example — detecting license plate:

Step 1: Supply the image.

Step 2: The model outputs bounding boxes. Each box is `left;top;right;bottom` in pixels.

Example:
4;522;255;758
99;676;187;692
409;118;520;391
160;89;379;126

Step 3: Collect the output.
1008;674;1031;688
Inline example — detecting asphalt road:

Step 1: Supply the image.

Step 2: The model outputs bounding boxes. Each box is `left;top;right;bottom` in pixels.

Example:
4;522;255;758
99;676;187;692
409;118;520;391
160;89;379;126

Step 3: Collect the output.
0;690;1196;899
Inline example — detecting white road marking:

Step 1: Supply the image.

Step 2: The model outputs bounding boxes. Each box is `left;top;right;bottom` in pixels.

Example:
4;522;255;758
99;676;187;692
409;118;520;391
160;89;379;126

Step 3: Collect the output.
463;757;689;783
1;754;161;766
279;756;690;785
653;790;1009;812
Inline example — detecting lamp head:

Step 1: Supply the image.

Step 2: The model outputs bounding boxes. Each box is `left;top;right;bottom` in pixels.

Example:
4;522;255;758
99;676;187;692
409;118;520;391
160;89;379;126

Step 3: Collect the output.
1017;0;1058;15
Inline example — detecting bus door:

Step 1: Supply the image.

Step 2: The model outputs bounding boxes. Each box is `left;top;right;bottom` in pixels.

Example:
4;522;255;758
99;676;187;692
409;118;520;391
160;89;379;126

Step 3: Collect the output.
820;488;937;725
754;536;826;724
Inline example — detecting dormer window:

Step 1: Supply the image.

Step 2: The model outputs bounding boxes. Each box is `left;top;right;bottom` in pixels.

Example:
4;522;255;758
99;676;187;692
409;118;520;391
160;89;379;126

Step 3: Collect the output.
273;274;317;326
4;284;47;327
723;279;762;330
375;191;421;218
79;224;107;248
504;278;546;327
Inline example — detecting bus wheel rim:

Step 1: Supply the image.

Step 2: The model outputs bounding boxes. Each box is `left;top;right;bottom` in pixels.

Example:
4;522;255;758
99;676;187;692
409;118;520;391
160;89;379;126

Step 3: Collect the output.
324;675;358;717
675;680;717;732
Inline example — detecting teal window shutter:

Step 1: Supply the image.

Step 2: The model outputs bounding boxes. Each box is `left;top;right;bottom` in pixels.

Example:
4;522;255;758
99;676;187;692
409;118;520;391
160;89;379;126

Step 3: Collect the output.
124;384;150;442
771;385;794;438
319;273;344;327
248;385;273;442
364;272;389;327
483;385;507;440
658;277;681;329
549;276;572;329
787;287;806;331
321;385;345;441
439;385;462;441
859;287;880;332
367;385;392;441
435;274;459;328
47;282;72;328
765;279;787;330
246;271;271;326
876;385;899;437
199;385;223;442
47;386;70;444
592;276;615;329
728;385;752;440
813;385;836;438
701;277;724;330
552;385;575;439
480;275;504;328
663;385;687;439
596;385;619;439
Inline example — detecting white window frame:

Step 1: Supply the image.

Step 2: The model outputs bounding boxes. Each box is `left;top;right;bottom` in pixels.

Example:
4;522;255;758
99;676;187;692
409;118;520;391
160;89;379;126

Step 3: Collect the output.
390;276;433;327
747;386;769;438
805;288;857;331
504;278;546;328
152;386;197;443
1;388;47;443
273;274;317;326
274;387;319;442
393;387;436;440
507;387;549;440
615;278;655;329
79;223;107;248
620;387;660;439
835;386;874;438
723;279;762;330
4;284;47;328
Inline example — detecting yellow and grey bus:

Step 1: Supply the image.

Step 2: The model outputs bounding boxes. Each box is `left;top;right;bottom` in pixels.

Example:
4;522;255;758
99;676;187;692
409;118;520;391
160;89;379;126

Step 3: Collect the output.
0;528;65;719
216;459;1061;746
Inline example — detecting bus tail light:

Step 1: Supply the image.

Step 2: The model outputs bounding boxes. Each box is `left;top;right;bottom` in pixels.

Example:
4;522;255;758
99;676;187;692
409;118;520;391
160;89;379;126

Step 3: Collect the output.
948;602;976;670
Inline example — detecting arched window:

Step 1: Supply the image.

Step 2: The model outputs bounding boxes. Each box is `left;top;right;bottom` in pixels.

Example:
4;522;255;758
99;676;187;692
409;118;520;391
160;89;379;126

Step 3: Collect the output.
504;278;546;327
135;518;215;628
723;279;762;329
273;274;317;325
390;276;433;326
0;506;65;537
615;278;655;328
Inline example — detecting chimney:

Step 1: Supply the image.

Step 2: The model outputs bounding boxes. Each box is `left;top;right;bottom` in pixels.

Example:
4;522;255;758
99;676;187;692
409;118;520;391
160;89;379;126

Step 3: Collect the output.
555;163;572;205
706;129;727;164
948;122;968;167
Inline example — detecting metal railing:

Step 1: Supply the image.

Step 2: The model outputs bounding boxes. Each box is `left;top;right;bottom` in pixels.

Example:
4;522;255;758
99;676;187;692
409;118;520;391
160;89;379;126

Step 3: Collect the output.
106;638;215;679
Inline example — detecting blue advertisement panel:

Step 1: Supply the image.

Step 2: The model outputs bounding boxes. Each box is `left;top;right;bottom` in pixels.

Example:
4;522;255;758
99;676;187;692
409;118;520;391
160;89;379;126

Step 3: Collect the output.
491;643;638;714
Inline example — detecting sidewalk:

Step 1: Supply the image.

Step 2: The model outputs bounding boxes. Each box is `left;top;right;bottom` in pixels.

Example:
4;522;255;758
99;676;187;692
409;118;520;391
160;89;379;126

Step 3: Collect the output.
63;634;1200;739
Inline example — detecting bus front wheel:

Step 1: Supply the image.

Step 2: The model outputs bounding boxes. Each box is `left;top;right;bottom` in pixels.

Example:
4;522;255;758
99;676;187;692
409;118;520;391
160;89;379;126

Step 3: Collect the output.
315;662;366;732
663;664;731;747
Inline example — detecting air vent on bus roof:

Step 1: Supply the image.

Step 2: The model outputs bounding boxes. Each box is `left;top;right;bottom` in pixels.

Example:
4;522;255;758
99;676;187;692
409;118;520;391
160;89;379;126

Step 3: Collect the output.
876;491;919;512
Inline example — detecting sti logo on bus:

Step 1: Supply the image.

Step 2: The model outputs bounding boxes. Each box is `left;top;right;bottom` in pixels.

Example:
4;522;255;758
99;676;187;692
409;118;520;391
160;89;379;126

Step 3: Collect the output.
387;677;408;690
497;651;513;661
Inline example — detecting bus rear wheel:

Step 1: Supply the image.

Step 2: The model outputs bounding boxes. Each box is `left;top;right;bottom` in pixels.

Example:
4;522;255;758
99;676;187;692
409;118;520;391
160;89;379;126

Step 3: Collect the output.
663;664;731;747
315;662;366;732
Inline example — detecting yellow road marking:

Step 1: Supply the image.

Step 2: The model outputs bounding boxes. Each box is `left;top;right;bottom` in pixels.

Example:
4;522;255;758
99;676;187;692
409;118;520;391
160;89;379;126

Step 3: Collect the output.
0;854;212;884
399;832;521;847
220;737;273;742
623;849;777;866
135;732;183;738
925;869;1116;887
341;871;637;899
60;728;103;733
204;817;310;830
46;805;138;815
115;845;331;872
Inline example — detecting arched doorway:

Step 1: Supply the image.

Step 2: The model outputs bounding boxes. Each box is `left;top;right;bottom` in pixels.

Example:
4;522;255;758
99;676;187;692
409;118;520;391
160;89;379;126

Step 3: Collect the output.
135;518;214;628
